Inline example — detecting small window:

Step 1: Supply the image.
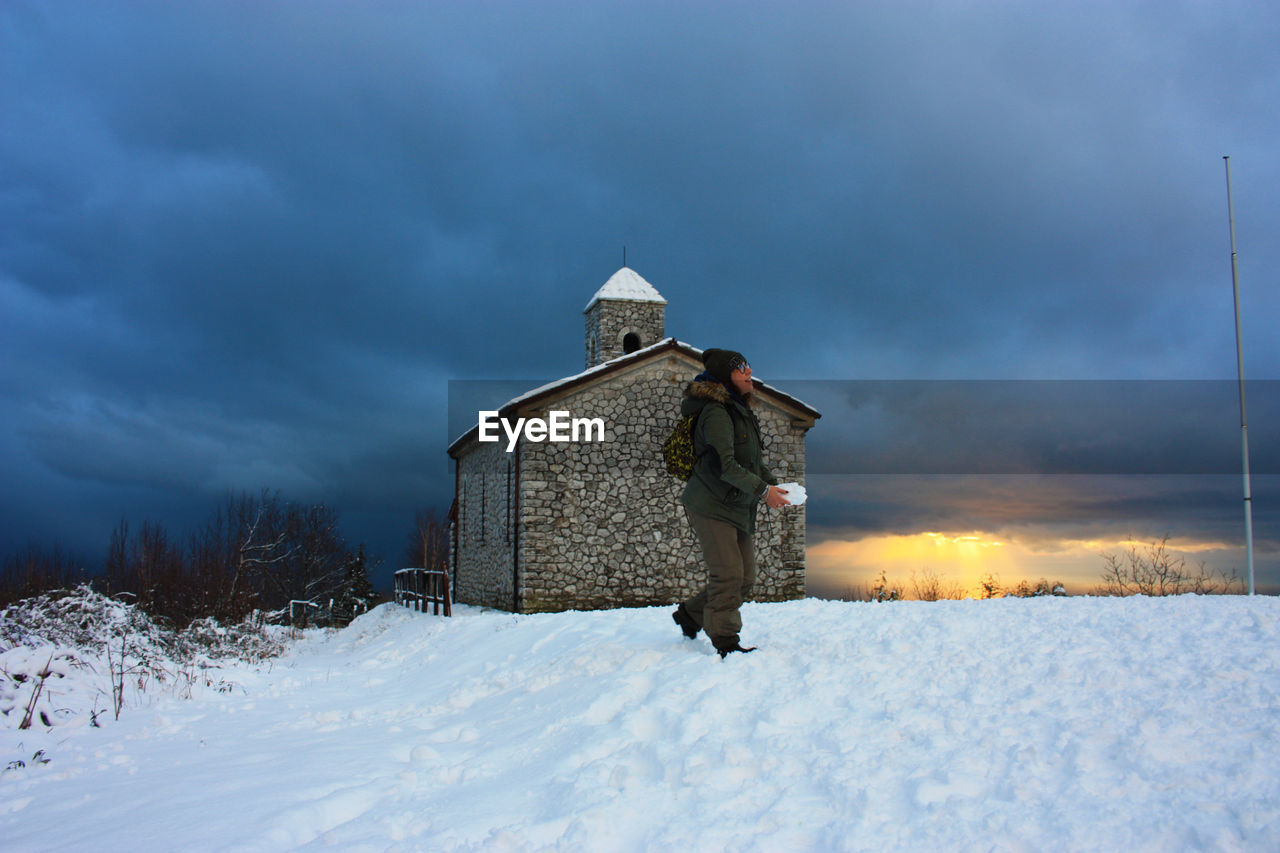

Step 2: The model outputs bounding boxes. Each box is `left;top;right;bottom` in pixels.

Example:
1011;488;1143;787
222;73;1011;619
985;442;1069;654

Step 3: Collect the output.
623;332;641;353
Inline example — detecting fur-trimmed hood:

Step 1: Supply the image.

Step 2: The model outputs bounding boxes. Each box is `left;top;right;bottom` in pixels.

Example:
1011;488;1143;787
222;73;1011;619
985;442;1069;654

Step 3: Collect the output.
684;377;732;404
683;376;751;408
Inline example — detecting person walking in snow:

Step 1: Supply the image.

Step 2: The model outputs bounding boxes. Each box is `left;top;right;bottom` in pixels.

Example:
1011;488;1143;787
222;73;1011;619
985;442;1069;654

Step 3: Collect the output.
672;348;790;658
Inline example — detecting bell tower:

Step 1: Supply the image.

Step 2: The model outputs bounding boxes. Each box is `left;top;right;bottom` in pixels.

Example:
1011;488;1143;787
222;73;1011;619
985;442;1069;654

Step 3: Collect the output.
583;267;667;368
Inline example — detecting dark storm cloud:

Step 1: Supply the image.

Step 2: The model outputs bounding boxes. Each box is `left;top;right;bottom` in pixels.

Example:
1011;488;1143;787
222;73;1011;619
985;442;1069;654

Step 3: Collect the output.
793;380;1280;475
3;1;1278;576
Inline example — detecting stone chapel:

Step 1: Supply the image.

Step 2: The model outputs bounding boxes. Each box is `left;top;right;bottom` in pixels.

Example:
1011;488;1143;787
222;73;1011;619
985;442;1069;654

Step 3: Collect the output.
446;267;820;612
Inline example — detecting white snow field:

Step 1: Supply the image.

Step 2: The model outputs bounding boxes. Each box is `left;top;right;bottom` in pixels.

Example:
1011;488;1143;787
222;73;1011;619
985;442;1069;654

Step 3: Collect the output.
4;595;1280;851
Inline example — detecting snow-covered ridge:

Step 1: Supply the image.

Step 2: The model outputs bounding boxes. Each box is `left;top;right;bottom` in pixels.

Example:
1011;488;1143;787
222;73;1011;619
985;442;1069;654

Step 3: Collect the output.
3;595;1279;850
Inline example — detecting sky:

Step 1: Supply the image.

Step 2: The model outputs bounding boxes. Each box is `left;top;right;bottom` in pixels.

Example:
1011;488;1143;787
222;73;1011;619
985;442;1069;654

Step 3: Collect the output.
3;1;1278;595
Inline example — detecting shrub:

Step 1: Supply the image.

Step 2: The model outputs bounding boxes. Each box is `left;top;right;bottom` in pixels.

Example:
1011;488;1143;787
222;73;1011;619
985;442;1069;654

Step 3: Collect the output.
2;586;290;731
1096;536;1242;597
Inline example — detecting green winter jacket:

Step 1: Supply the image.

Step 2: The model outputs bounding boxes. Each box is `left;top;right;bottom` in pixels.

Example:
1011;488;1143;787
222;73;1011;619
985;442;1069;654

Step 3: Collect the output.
680;377;778;534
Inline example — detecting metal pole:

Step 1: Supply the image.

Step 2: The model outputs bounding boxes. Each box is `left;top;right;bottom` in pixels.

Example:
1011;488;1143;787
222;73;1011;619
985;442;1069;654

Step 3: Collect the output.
1223;155;1255;595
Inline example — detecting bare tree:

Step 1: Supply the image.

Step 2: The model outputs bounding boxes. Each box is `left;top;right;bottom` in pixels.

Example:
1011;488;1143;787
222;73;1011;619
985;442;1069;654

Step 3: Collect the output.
0;543;89;609
188;491;292;622
227;499;291;615
105;519;185;621
1095;536;1242;597
102;490;349;625
910;567;965;601
404;508;450;570
263;501;348;611
2;486;371;627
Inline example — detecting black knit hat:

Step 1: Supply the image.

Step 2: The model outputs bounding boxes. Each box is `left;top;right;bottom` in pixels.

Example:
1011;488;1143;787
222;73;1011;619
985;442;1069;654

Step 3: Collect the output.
702;348;748;384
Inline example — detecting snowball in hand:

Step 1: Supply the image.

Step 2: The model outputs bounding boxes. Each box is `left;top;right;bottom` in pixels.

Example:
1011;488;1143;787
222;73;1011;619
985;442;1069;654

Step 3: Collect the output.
775;482;807;506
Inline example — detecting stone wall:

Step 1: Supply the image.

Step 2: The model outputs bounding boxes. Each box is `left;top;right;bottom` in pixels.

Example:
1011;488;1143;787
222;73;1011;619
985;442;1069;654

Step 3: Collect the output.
511;352;808;612
584;299;666;368
452;439;517;610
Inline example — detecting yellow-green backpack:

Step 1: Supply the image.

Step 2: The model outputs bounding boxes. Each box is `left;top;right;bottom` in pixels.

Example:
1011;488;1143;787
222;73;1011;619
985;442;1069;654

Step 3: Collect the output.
661;412;700;481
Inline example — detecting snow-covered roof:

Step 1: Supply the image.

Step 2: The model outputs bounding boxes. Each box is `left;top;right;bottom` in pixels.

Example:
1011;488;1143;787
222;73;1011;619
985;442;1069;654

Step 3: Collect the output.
500;337;695;412
448;337;820;456
583;267;666;311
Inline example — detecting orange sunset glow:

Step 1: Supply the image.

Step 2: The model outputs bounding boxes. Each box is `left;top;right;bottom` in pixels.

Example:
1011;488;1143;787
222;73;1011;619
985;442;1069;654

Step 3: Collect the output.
806;530;1241;599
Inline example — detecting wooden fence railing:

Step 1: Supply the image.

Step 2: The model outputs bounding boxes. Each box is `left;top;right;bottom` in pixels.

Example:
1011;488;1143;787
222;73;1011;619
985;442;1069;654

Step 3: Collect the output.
285;598;369;629
394;568;452;616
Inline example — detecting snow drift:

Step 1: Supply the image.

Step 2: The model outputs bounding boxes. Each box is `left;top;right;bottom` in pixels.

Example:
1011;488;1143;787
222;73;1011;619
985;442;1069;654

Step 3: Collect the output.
3;595;1280;851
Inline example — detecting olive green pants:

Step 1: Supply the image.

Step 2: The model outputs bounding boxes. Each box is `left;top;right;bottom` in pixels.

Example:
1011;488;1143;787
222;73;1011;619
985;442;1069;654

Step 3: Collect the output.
682;507;757;646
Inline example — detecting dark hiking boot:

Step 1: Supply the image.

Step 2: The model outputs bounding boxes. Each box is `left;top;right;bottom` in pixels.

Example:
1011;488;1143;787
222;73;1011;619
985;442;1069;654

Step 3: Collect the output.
714;641;757;659
672;603;700;639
